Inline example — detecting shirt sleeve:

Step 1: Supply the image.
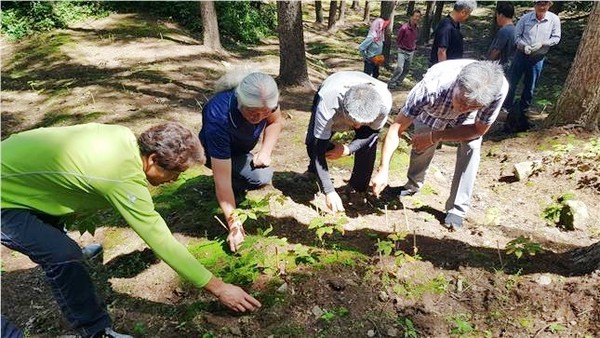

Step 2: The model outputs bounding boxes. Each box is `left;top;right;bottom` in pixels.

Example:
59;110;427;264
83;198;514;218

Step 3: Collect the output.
401;80;431;119
105;180;213;288
435;23;452;49
545;16;561;46
358;36;374;55
514;16;528;50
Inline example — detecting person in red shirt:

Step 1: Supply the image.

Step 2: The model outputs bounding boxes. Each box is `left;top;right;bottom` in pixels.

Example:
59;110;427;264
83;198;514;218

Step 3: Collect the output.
388;10;422;89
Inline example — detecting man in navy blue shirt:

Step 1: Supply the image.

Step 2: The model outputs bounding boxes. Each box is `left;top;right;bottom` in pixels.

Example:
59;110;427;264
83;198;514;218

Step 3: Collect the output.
429;0;477;67
200;71;282;252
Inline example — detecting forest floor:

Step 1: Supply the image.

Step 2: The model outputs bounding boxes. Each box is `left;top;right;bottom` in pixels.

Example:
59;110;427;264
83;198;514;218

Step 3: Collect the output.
1;4;599;338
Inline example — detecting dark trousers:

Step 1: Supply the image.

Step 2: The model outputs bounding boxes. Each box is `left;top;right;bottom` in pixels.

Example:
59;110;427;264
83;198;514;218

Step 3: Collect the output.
1;209;111;338
206;153;273;193
363;59;380;79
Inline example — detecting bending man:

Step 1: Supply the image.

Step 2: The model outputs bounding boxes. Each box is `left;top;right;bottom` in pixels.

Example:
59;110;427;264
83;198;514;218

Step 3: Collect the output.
372;60;508;230
306;71;392;213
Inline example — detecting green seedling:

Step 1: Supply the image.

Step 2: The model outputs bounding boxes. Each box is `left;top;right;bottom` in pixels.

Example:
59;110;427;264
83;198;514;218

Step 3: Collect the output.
541;192;575;228
448;313;474;335
397;316;418;338
505;236;544;259
308;215;347;243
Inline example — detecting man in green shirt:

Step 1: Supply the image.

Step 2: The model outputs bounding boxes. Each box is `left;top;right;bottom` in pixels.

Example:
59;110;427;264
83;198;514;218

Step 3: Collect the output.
1;122;261;338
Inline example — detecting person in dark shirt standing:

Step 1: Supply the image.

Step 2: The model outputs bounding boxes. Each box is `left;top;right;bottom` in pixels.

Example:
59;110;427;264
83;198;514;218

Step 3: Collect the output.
487;2;516;74
388;10;422;89
429;0;478;67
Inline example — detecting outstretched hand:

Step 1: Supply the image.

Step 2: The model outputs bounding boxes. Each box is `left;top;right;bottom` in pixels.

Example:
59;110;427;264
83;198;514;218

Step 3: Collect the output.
205;277;262;312
227;220;245;252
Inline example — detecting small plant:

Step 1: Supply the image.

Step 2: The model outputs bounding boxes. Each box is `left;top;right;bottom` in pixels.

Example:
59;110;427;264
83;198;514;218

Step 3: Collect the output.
233;194;272;225
320;307;349;323
548;322;566;334
308;215;347;243
448;313;474;335
132;322;147;336
541;192;575;227
505;236;544;259
397;316;418;338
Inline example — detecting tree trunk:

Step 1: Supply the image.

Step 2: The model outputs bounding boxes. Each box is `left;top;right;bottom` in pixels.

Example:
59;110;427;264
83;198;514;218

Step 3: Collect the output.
419;1;434;45
328;1;339;30
431;1;445;34
363;0;371;22
549;1;564;15
277;1;311;88
338;0;347;25
569;241;600;275
315;0;324;23
199;1;222;50
380;0;396;67
547;2;600;131
406;1;415;16
351;0;360;11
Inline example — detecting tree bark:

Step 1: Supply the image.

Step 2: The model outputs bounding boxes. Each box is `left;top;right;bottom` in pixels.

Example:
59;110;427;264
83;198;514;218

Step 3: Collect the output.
431;1;445;34
547;2;600;131
569;241;600;275
380;0;396;67
363;0;371;22
315;0;324;23
338;0;347;25
406;1;415;16
549;1;563;15
277;1;311;88
351;0;360;11
327;1;339;30
419;1;434;45
199;1;222;50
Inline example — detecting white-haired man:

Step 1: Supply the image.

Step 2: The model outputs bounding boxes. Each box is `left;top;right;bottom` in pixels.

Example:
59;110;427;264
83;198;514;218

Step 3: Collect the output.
372;60;508;230
306;71;392;213
200;71;282;252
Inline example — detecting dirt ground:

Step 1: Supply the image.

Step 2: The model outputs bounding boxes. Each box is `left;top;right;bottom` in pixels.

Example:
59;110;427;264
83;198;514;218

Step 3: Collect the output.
1;5;599;338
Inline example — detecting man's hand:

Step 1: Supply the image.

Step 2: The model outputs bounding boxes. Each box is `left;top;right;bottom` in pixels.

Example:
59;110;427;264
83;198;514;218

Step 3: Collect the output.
530;42;543;53
370;170;389;198
411;131;437;153
204;277;262;312
252;151;271;168
325;143;349;160
524;45;532;55
227;219;245;252
325;191;345;213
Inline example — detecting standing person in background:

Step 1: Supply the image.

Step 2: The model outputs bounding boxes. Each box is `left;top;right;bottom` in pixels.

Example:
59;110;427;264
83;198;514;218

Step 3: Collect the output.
1;122;261;338
388;10;422;89
487;2;516;74
358;17;391;79
429;0;478;67
504;0;561;133
199;71;282;252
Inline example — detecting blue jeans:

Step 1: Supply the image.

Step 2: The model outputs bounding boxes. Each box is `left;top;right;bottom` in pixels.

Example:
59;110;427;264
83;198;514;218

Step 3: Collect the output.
389;49;414;86
1;209;111;338
504;51;545;114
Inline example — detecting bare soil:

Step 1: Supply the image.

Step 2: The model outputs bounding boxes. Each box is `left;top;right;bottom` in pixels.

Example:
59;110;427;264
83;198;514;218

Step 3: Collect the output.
1;6;599;338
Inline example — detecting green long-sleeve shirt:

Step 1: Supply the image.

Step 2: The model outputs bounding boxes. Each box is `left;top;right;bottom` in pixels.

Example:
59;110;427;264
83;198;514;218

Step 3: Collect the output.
1;123;213;287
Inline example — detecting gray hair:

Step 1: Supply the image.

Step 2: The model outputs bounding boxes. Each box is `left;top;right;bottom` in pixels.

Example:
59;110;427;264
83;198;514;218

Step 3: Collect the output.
235;72;279;109
343;84;384;124
457;61;504;107
454;0;477;12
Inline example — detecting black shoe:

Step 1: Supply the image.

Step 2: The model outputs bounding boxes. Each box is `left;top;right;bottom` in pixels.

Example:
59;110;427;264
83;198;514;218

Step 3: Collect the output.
443;213;464;231
82;244;103;262
91;328;133;338
383;185;417;198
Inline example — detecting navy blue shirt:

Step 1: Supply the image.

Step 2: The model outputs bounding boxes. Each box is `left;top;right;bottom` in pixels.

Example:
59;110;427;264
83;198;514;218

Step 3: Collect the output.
199;90;267;160
430;15;464;66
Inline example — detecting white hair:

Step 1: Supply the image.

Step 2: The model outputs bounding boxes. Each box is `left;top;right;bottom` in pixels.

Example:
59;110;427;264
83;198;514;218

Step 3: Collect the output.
454;0;477;12
214;66;279;109
457;61;504;106
343;84;384;124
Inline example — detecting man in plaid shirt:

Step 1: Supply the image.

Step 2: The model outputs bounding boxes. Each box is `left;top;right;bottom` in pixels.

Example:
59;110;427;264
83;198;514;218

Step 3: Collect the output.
371;59;508;230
